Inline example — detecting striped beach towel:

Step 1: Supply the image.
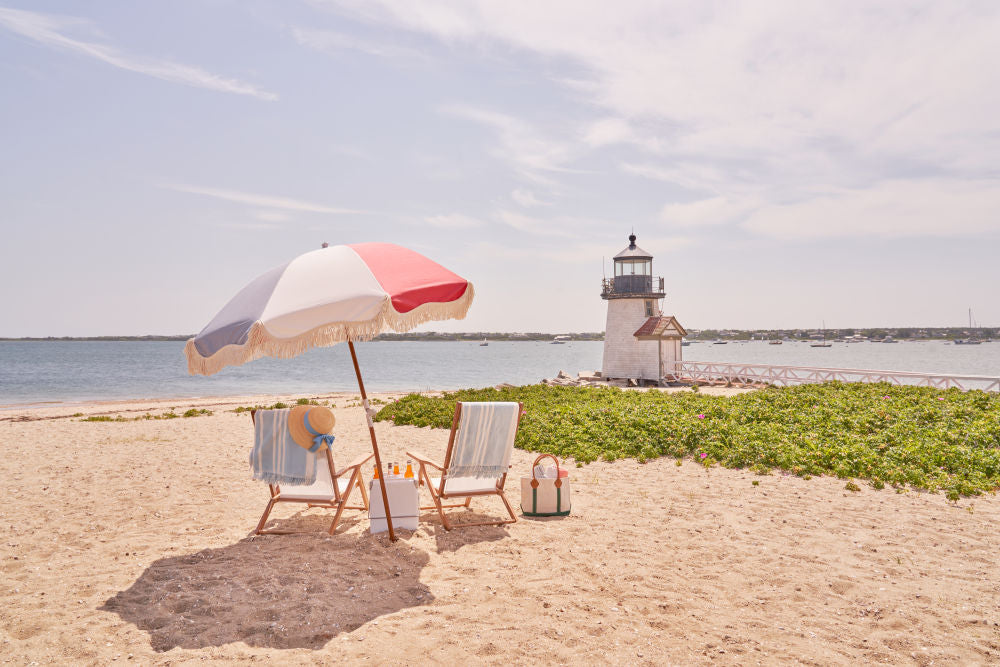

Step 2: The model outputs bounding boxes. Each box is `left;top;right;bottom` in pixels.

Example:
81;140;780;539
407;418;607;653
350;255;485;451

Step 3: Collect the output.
448;402;519;479
250;409;317;486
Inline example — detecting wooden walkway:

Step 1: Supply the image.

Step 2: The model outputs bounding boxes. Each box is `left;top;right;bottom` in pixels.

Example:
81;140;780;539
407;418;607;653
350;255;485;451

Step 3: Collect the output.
665;361;1000;392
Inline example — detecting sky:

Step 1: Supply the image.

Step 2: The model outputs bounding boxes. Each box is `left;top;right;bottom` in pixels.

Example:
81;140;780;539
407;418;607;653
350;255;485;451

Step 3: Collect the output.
1;0;998;337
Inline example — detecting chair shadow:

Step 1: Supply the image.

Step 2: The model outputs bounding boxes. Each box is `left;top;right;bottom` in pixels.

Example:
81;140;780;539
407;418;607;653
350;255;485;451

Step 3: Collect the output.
417;507;513;553
100;522;434;652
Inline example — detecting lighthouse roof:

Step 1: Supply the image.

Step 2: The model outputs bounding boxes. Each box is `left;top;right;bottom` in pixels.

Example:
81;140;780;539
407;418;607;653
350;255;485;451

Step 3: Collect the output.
633;315;687;340
613;233;653;260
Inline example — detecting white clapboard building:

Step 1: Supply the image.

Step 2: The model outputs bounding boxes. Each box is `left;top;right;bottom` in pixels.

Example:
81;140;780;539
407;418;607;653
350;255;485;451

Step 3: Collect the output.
600;234;686;383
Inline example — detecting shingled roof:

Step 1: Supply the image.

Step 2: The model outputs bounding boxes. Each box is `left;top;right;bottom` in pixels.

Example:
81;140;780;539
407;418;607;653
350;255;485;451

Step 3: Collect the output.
633;315;687;339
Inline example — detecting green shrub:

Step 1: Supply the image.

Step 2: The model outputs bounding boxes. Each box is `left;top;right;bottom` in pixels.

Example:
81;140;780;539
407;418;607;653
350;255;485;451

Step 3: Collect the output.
374;382;1000;499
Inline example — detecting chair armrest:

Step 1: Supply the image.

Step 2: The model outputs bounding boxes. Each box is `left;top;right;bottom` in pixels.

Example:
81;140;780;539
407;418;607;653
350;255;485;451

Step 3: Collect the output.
406;450;445;471
333;452;374;477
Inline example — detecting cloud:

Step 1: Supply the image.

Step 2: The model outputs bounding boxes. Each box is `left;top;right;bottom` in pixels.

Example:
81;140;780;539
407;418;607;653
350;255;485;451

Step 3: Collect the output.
423;213;484;229
253;210;293;223
511;188;548;207
661;196;760;227
438;104;574;181
161;184;365;214
291;26;430;62
0;7;277;100
326;1;1000;239
743;179;1000;239
582;117;633;148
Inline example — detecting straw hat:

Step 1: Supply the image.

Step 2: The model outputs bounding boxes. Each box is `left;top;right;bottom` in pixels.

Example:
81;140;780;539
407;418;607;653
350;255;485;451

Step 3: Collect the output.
288;405;336;452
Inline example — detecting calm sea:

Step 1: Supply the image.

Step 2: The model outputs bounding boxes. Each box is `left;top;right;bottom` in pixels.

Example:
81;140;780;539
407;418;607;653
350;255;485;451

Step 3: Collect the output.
1;340;998;405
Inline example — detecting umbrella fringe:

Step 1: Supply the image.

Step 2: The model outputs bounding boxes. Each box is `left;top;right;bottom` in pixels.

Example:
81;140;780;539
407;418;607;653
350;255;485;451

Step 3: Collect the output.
186;283;475;376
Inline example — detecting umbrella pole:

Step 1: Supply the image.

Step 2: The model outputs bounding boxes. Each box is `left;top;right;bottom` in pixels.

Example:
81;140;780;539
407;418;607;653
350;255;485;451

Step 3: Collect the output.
348;339;396;542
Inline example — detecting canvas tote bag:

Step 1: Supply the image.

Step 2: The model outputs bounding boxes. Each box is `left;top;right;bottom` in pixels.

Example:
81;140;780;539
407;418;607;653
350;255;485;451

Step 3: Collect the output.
520;454;571;517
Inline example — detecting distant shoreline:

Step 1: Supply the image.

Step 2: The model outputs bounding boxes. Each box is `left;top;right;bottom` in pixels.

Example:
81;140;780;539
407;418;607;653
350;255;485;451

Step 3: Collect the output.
1;327;995;343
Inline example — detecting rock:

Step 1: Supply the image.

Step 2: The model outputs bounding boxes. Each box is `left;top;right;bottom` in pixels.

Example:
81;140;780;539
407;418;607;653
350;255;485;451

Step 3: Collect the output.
494;383;516;390
556;370;572;380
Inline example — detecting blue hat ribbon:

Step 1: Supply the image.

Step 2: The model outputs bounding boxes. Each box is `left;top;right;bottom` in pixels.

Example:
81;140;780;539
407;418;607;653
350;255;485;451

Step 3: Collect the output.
304;411;335;453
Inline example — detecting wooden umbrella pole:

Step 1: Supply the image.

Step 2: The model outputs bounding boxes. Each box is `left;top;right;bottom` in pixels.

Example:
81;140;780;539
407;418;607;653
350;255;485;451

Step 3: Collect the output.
348;339;396;541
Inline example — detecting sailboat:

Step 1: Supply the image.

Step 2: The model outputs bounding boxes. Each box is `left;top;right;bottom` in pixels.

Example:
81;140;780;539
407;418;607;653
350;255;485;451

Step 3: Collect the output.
954;308;982;345
479;338;489;346
810;321;832;347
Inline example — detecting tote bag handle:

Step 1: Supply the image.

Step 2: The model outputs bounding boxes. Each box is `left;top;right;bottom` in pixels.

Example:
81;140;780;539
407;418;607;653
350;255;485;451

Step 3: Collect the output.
530;454;563;488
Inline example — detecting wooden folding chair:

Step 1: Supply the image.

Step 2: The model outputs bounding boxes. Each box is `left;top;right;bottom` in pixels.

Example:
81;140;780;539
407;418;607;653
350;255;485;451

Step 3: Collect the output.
251;410;372;535
407;401;524;530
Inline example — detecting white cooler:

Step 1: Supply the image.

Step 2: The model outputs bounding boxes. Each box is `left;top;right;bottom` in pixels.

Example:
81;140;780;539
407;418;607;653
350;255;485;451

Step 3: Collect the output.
369;477;419;533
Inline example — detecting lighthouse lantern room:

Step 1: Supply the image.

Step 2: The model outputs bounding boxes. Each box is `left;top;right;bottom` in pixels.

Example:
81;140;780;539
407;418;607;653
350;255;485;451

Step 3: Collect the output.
600;233;685;383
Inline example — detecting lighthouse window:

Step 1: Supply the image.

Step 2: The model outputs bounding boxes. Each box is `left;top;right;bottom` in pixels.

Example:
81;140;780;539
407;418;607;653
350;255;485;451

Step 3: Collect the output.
645;300;653;316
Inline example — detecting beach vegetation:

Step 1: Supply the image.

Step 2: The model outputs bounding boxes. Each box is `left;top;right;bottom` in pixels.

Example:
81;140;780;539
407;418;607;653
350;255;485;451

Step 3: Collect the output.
234;402;290;414
80;408;211;422
374;382;1000;498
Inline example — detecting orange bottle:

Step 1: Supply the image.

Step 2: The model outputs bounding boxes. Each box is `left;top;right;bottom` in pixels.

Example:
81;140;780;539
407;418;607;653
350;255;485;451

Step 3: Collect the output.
373;463;380;479
393;462;400;476
404;460;414;479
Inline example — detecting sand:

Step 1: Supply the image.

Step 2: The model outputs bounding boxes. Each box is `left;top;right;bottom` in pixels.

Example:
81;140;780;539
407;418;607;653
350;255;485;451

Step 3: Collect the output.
2;391;999;665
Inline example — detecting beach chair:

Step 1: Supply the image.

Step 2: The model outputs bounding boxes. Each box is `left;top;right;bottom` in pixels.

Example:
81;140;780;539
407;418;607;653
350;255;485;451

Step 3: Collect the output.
251;410;372;535
407;402;524;530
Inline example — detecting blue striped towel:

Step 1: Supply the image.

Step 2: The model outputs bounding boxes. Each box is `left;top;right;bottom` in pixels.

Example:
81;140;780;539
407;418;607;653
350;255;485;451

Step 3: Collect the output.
249;409;318;486
449;402;519;479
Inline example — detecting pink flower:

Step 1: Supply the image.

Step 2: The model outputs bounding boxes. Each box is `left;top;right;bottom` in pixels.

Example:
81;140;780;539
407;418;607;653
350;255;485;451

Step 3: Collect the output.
699;453;708;459
883;395;890;399
697;414;706;419
937;397;945;401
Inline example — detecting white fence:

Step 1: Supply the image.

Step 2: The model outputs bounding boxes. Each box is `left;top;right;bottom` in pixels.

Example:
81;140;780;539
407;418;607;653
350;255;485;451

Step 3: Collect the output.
665;361;1000;392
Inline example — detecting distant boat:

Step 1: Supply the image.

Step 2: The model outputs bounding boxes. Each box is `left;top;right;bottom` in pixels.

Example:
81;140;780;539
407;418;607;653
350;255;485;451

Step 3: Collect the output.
811;320;832;347
955;308;983;344
882;336;899;343
681;341;691;346
551;335;570;345
769;339;783;345
713;340;728;345
479;338;488;346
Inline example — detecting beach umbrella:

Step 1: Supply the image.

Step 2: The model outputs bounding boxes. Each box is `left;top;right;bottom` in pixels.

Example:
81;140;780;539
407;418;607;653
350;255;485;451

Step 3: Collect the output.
184;242;475;541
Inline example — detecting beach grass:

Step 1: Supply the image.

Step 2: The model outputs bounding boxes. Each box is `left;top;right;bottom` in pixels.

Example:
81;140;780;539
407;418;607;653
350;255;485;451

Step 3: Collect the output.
375;382;1000;499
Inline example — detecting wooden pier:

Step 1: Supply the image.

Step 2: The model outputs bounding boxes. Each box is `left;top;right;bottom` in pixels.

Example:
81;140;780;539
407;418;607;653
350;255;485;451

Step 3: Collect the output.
665;360;1000;392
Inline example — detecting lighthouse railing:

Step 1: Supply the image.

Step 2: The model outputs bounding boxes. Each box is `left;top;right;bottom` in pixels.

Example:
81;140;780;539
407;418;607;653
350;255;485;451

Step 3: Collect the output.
662;360;1000;392
602;276;665;297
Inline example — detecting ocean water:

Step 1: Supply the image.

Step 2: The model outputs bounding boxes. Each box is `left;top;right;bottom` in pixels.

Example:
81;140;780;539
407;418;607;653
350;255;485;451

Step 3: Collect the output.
1;340;998;405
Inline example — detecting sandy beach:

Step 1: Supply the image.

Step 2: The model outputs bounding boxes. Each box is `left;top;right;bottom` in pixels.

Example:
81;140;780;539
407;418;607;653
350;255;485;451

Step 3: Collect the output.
3;391;999;665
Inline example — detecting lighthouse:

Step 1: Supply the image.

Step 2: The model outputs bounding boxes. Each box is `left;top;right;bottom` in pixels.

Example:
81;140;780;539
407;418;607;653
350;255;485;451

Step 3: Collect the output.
601;233;686;383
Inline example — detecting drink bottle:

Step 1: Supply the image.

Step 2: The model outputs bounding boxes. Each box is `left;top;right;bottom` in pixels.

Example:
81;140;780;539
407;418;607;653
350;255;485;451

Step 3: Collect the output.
404;460;414;479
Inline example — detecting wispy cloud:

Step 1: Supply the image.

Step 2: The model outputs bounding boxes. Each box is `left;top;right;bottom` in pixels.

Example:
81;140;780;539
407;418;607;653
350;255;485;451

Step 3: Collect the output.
439;104;575;181
511;188;549;208
661;196;762;228
291;26;430;63
743;179;1000;240
162;184;365;214
0;7;277;101
423;213;484;229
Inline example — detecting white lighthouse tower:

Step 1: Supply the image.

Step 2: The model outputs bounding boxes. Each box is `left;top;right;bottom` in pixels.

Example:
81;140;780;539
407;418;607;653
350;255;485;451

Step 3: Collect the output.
601;233;686;383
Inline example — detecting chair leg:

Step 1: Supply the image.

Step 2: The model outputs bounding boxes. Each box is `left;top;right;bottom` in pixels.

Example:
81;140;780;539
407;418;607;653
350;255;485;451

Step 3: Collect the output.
255;496;277;535
357;473;370;509
464;497;473;508
498;489;518;524
418;463;451;530
329;469;359;535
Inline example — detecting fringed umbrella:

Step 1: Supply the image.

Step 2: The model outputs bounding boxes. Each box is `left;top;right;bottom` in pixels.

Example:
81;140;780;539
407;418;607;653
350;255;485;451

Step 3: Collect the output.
185;242;474;541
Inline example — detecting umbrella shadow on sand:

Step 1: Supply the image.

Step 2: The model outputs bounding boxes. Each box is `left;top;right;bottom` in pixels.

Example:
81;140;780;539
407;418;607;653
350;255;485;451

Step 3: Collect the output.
101;516;434;652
